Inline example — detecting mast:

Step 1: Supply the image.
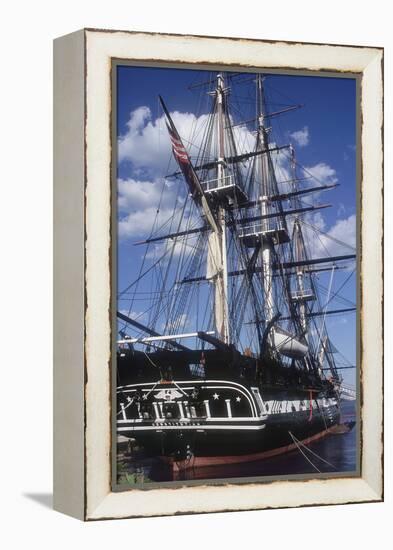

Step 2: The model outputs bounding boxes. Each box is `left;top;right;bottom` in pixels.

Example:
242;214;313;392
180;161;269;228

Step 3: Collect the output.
257;75;274;331
291;148;303;329
293;219;308;335
159;77;239;346
215;73;230;344
289;145;316;352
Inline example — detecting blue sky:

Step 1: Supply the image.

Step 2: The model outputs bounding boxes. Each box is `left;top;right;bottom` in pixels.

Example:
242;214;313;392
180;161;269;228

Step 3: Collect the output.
116;64;357;386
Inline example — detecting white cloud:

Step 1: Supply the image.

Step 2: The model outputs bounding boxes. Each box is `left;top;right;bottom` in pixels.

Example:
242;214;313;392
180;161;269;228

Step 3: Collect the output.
117;177;181;239
119;205;174;239
325;214;356;252
118;177;165;212
289;126;309;147
303;162;338;185
118;106;212;178
118;178;201;252
303;213;356;258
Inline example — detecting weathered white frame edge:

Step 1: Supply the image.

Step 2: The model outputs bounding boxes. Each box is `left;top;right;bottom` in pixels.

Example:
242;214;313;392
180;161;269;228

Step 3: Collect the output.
54;29;383;521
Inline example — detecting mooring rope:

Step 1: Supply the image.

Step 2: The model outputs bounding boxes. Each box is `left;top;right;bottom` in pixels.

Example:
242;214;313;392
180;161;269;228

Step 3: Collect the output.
288;431;321;473
289;431;337;470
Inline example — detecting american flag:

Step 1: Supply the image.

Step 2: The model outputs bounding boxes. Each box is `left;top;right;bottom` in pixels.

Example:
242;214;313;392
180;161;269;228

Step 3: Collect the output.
159;95;201;200
159;95;219;234
166;124;189;165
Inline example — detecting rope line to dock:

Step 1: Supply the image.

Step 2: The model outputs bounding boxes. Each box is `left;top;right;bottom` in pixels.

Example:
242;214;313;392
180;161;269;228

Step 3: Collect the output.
289;431;337;470
288;432;321;473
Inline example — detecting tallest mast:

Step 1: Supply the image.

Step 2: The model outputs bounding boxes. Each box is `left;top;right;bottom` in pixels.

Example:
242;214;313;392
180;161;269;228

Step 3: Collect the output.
257;75;274;326
215;73;230;344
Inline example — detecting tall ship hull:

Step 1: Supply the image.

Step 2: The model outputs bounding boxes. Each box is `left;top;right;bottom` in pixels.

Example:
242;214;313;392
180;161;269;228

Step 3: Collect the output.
117;350;340;463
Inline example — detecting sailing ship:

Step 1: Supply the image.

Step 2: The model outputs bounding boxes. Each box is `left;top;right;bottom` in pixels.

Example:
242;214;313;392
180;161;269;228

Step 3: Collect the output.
117;72;356;468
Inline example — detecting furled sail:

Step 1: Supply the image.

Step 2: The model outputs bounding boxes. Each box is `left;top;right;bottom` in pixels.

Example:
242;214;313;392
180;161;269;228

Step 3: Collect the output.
206;231;222;280
272;327;308;359
206;231;226;339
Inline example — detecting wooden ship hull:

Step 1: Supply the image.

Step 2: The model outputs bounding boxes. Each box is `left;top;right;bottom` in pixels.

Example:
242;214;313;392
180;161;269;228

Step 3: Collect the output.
117;351;340;462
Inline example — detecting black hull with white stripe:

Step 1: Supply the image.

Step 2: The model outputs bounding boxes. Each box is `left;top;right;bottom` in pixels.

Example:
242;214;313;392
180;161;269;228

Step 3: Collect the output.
117;378;340;460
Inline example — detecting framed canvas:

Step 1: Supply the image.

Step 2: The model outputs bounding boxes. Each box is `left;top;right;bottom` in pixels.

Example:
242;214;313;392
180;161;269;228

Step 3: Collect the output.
53;29;383;521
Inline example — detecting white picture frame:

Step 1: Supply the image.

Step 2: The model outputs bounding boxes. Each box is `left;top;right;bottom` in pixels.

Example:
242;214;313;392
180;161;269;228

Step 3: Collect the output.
53;28;383;520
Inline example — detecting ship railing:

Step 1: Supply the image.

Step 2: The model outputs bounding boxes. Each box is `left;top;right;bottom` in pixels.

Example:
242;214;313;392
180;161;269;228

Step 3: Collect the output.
200;174;249;204
239;220;270;235
201;174;234;192
238;220;287;237
238;220;290;246
290;288;315;302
